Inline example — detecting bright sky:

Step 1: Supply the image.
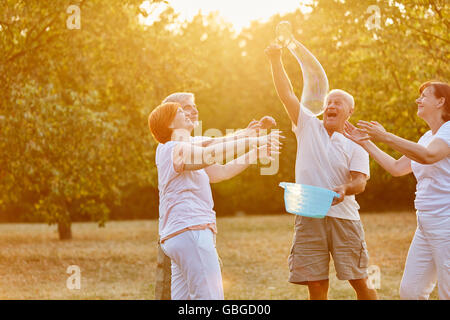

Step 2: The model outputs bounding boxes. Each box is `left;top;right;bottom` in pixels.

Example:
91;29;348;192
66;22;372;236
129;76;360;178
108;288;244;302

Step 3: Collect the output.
142;0;312;33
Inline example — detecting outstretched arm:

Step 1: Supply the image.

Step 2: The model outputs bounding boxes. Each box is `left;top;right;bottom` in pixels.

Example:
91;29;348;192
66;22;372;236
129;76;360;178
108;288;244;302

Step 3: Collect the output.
204;141;280;183
357;120;450;165
344;121;412;177
332;171;368;206
194;116;277;147
174;131;283;172
265;44;300;126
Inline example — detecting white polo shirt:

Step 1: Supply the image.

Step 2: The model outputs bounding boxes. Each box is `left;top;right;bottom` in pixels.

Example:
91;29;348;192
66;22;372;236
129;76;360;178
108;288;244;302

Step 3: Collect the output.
292;106;370;220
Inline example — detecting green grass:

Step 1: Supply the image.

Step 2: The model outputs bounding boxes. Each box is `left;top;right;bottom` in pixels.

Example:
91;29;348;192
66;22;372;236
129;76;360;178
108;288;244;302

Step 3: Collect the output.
0;212;439;299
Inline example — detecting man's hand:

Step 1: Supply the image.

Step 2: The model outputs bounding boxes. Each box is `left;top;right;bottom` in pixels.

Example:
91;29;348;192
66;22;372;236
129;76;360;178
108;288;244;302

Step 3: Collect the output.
259;116;277;130
332;172;367;206
331;185;346;206
264;44;282;61
245;116;277;136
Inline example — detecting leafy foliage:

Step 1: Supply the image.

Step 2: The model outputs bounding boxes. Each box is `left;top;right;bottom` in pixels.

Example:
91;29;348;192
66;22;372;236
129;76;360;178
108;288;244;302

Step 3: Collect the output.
1;0;448;237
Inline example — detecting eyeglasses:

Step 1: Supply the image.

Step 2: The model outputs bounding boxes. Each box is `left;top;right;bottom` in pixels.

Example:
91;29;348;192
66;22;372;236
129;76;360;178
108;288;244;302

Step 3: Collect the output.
182;104;197;109
182;104;198;114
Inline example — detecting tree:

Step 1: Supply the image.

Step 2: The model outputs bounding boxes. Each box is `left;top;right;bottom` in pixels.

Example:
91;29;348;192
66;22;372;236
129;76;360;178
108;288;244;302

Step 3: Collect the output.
0;0;176;238
1;0;448;232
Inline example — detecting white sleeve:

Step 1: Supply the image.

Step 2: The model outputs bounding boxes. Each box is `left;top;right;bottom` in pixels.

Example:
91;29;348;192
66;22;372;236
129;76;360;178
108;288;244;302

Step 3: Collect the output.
156;141;181;184
291;104;317;137
434;121;450;147
350;144;370;178
192;135;213;146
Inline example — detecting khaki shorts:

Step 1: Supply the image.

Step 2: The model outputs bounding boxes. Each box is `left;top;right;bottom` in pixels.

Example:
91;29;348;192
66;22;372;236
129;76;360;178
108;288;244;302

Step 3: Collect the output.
288;215;369;284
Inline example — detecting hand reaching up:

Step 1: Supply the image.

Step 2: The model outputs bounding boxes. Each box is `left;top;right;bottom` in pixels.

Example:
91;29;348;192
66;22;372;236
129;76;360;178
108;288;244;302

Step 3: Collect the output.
344;121;370;146
259;116;277;130
264;43;282;61
356;120;388;142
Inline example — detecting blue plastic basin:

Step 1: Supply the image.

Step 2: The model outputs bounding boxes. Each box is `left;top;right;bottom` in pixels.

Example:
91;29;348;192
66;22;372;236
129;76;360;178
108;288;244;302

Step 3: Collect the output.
279;182;340;218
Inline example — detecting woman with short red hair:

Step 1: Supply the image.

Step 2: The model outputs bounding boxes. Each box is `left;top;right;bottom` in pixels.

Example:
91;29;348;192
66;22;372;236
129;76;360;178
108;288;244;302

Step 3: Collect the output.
148;102;281;300
344;81;450;300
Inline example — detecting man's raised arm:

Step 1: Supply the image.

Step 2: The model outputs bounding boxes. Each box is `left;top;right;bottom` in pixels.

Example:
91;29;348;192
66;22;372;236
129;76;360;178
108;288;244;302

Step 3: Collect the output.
265;44;300;126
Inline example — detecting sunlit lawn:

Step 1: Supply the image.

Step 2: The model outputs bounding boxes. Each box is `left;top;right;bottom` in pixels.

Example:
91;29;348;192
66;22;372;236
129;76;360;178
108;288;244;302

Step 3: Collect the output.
0;212;438;300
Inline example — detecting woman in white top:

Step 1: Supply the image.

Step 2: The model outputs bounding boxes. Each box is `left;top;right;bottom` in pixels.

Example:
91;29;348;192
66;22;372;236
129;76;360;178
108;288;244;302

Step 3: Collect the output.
148;102;281;300
344;81;450;300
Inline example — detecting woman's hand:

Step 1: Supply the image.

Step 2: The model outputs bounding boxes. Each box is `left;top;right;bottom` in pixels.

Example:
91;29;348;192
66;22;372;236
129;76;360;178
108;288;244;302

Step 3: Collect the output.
258;130;284;147
246;119;261;130
357;120;389;142
344;121;370;146
256;140;281;164
255;130;283;164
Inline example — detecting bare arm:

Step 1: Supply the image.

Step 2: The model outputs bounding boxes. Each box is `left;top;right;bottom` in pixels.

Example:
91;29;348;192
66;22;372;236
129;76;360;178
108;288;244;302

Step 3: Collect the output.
204;149;257;183
380;132;448;164
332;171;368;205
175;131;282;172
357;121;450;165
195;117;277;147
194;131;253;148
265;44;300;126
344;121;412;177
204;142;280;183
363;142;412;177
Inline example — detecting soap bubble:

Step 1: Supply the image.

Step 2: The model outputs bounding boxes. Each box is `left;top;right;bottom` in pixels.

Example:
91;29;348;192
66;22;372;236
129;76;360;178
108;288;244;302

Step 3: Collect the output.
276;21;329;116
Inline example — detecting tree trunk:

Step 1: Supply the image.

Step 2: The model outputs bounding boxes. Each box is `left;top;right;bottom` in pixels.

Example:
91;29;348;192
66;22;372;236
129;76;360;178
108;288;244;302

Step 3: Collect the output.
58;220;72;240
57;202;72;240
56;198;72;240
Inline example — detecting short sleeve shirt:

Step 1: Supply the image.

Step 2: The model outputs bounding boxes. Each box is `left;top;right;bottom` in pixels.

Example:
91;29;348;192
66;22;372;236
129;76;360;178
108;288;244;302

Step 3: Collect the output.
155;141;216;240
411;121;450;216
292;106;370;220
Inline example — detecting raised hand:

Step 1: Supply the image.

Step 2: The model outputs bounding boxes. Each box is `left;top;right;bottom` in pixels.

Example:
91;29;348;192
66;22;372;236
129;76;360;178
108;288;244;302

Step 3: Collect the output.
344;121;370;145
246;119;260;130
357;120;388;142
259;115;277;130
257;140;282;164
258;130;285;146
245;116;276;136
245;119;261;136
264;43;282;61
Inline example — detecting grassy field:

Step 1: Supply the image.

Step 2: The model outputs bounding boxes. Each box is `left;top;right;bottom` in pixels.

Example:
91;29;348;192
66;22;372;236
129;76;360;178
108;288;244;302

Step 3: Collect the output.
0;212;439;300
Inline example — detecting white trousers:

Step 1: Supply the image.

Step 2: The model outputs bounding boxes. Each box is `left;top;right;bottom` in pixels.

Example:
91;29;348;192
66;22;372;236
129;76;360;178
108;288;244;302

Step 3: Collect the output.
400;214;450;300
160;229;224;300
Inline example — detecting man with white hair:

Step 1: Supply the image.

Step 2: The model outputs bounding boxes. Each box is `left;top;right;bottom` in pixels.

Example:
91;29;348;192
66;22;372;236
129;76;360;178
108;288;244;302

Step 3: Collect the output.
154;91;276;299
265;44;377;300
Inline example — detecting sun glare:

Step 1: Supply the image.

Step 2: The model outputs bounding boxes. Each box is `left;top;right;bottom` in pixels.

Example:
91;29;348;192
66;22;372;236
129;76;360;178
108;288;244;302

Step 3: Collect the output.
141;0;313;33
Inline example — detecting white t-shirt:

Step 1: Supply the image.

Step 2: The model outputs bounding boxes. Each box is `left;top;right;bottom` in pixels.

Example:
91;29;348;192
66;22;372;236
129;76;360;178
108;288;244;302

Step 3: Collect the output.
292;106;370;220
411;121;450;216
155;139;216;240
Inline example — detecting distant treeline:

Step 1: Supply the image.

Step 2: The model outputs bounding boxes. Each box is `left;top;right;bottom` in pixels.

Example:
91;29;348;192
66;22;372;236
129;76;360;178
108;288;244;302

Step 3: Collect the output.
1;1;445;234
